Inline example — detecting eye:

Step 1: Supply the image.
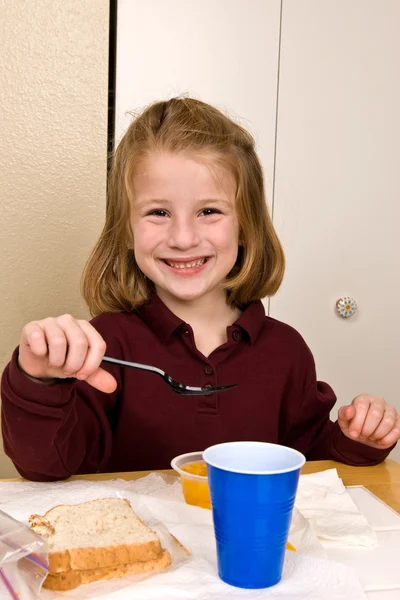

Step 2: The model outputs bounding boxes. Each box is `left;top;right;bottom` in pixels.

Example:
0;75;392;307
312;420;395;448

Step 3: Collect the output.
147;209;169;217
200;208;221;217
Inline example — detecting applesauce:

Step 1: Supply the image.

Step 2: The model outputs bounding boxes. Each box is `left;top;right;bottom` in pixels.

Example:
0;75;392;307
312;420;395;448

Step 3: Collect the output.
171;452;211;509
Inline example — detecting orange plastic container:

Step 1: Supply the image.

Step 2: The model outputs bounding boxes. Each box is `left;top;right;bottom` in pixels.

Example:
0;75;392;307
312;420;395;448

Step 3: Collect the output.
171;451;297;552
171;451;211;509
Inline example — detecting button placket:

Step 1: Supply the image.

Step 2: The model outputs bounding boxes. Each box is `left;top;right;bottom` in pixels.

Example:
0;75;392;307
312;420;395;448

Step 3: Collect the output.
178;324;200;360
198;389;218;413
198;361;218;413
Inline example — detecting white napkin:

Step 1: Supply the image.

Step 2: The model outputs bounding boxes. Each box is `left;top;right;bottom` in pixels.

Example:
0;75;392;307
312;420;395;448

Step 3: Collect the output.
128;469;378;548
295;469;379;547
0;473;368;600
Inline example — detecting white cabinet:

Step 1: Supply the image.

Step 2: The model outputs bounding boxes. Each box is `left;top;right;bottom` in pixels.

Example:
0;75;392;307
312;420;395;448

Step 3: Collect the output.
115;1;400;459
271;0;400;459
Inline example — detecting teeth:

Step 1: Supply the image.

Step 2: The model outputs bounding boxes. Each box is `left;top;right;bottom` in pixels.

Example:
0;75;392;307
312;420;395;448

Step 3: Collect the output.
166;258;206;269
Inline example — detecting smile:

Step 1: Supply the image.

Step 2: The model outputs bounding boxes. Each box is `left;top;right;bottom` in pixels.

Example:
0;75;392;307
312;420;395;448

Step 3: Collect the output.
163;258;208;269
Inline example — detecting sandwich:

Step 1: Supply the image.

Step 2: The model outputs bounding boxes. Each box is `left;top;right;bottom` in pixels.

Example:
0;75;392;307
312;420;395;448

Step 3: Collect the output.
29;497;171;591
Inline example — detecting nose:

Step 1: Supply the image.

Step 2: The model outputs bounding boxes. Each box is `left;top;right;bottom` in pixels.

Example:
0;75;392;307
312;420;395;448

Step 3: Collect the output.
168;216;201;250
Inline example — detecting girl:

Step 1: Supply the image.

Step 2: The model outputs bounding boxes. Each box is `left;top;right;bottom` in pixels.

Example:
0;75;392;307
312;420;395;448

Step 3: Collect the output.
1;98;399;481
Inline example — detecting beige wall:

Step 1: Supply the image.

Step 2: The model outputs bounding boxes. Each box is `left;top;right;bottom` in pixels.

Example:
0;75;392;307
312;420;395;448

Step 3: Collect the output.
0;0;109;477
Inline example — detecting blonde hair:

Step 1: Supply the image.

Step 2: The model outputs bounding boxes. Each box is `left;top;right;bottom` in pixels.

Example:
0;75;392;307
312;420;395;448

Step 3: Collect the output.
82;97;285;315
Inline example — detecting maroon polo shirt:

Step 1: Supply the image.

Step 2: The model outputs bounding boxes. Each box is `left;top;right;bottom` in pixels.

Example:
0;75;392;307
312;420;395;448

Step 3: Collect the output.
1;294;393;481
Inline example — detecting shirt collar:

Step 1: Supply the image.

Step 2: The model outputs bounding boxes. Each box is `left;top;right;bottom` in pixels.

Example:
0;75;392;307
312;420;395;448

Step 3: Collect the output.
138;294;185;342
234;300;266;344
137;294;266;344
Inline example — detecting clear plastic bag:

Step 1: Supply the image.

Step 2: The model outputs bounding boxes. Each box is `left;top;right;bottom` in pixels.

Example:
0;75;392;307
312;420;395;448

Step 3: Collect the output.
0;509;48;599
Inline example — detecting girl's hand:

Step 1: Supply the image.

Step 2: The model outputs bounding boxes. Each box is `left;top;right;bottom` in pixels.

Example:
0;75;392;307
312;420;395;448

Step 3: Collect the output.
338;394;400;450
18;315;117;393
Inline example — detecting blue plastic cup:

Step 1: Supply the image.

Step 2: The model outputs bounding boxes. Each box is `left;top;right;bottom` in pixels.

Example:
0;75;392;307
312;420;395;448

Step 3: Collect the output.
203;441;305;589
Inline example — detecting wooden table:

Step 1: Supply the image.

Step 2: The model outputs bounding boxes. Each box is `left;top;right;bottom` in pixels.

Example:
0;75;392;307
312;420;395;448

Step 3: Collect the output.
3;459;399;512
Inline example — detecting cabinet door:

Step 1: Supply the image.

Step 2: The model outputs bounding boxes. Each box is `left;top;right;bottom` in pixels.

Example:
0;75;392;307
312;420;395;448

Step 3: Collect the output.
115;0;281;202
271;1;400;458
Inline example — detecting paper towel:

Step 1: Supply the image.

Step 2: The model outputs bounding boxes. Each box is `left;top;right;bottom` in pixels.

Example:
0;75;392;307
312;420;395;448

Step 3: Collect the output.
0;473;368;599
295;469;379;547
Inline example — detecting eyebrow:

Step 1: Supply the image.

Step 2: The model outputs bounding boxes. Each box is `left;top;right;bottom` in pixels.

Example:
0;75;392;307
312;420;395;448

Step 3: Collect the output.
135;197;232;209
199;198;232;206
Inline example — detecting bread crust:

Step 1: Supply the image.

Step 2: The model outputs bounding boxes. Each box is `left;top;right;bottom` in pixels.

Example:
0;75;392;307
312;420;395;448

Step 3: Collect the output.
43;549;172;591
29;498;163;573
46;538;163;573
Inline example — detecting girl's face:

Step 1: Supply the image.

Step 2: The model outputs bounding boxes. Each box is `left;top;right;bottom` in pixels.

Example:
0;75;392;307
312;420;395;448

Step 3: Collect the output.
130;152;239;307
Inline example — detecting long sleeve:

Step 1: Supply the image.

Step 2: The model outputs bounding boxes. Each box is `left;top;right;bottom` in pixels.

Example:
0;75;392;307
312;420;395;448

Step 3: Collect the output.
1;340;122;482
2;299;396;478
280;346;395;465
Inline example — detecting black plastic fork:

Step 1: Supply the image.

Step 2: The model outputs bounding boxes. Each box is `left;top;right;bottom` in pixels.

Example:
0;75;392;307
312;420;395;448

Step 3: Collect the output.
101;356;236;395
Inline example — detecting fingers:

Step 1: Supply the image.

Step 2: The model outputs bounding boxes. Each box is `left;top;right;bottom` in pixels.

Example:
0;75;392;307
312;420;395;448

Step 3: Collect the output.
21;322;48;356
345;396;372;439
373;415;400;447
357;398;386;439
73;320;107;380
57;316;91;376
62;319;117;393
366;405;396;440
48;316;84;373
20;315;115;393
23;319;68;369
339;394;400;449
86;369;118;394
337;404;355;430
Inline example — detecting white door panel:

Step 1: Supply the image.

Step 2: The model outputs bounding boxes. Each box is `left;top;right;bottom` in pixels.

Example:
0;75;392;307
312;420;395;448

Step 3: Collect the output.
271;1;400;459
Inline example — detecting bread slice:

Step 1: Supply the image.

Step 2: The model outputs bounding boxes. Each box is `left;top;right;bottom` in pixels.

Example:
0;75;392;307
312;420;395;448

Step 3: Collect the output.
42;549;171;591
29;498;165;574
